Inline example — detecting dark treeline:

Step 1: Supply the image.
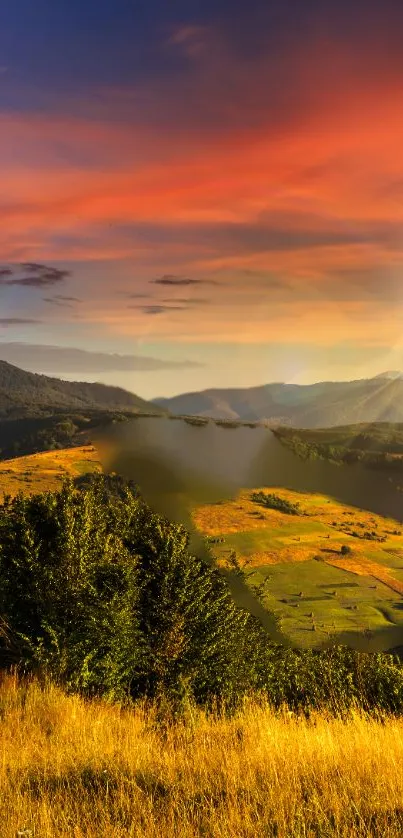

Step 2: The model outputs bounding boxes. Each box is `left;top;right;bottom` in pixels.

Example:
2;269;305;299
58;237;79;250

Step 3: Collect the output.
274;424;403;473
0;411;135;460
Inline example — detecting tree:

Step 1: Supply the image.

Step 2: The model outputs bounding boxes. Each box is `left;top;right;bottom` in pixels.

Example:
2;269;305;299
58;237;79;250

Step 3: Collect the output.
0;476;270;706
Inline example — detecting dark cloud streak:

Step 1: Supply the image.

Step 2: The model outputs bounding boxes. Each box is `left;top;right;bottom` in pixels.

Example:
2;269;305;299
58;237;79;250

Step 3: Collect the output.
0;318;42;327
151;274;217;286
0;263;70;288
131;304;190;315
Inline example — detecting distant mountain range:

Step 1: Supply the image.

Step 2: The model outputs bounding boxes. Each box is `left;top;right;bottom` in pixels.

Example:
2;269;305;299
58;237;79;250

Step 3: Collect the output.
3;358;403;432
0;360;162;419
153;372;403;428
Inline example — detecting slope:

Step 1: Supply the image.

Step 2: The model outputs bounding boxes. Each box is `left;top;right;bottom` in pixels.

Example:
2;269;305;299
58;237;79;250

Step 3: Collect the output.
0;359;163;418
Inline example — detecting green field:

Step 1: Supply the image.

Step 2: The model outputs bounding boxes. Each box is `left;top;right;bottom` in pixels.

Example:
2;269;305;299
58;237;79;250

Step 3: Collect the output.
193;487;403;651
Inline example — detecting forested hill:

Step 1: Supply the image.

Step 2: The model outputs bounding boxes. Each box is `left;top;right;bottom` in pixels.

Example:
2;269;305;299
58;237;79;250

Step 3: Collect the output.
0;360;163;418
273;422;403;472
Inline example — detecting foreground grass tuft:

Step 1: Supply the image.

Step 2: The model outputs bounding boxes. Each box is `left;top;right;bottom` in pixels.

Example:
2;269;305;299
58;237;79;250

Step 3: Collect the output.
2;675;403;837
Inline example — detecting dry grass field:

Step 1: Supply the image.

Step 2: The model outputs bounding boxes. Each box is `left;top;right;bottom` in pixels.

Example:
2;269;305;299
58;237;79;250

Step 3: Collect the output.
0;675;401;838
0;446;102;498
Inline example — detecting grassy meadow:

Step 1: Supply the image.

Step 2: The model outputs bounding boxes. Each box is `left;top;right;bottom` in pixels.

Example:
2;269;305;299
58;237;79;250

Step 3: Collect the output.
0;446;101;498
1;674;403;838
193;488;403;649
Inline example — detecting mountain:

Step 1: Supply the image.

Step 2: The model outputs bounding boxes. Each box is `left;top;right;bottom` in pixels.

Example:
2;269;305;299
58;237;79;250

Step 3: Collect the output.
373;370;403;380
153;375;403;428
0;360;162;419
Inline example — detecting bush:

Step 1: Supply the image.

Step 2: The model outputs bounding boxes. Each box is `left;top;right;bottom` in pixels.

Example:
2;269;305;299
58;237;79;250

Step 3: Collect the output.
251;491;301;515
341;544;352;555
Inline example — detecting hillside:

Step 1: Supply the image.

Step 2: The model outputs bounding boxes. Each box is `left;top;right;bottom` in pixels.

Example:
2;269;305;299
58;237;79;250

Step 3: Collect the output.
0;445;101;497
274;422;403;472
154;373;403;428
0;359;162;418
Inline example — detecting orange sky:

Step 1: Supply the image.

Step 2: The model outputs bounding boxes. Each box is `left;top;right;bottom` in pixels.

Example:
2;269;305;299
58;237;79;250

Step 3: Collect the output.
2;9;403;394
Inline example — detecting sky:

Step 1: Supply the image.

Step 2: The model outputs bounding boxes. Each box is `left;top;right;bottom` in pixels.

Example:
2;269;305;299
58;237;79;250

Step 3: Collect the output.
2;0;403;398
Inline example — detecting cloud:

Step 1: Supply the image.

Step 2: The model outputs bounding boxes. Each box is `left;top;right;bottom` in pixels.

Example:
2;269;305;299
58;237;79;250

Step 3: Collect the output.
0;263;70;288
131;304;190;316
161;297;209;305
54;294;81;302
0;343;203;373
151;275;217;286
167;25;211;60
43;294;82;307
0;318;42;327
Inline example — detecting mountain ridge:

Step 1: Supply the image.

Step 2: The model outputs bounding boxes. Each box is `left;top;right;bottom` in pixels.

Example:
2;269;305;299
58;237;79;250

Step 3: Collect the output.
0;359;163;419
153;374;403;428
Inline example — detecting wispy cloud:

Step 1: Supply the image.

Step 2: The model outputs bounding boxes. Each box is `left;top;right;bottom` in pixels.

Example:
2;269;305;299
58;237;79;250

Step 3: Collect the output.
0;263;70;288
151;275;217;287
167;25;211;59
43;294;82;307
131;304;190;316
0;318;42;327
161;297;209;305
0;343;203;372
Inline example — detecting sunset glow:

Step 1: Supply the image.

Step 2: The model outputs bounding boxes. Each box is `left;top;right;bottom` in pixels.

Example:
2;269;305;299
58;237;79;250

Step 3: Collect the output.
2;1;403;396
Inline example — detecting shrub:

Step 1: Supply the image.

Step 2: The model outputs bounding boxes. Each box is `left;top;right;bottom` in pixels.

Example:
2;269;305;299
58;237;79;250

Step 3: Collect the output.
251;491;301;515
341;544;352;555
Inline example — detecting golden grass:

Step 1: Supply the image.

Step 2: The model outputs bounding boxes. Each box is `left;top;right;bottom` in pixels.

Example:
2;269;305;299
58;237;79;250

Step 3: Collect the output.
193;487;402;540
326;556;403;596
1;675;403;837
193;487;403;569
0;446;102;498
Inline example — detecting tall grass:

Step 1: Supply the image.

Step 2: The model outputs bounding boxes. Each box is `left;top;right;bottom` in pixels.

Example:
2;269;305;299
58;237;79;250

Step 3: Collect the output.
1;675;403;837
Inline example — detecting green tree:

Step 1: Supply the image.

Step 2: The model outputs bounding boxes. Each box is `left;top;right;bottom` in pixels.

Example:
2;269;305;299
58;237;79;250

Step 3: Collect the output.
0;476;269;707
0;479;143;698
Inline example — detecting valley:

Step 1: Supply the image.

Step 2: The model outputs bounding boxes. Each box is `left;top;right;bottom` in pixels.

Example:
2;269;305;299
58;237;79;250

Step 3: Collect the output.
3;432;403;655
